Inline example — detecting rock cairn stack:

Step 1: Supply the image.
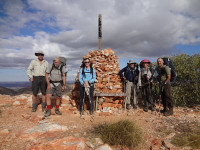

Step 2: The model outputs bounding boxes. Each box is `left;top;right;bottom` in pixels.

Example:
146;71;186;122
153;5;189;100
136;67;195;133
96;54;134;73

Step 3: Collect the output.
71;48;125;110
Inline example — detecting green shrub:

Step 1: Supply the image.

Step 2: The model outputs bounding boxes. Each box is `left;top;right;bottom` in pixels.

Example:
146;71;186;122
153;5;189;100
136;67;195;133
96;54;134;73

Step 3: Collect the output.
91;120;143;149
171;54;200;106
171;134;200;149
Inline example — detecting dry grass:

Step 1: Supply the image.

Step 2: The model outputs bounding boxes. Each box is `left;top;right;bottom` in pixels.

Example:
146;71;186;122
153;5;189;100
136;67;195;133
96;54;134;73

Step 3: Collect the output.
171;122;200;149
91;120;143;149
171;134;200;149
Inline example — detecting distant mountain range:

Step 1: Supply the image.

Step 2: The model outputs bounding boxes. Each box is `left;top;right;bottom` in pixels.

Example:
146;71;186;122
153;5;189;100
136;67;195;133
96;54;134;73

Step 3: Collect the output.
0;82;31;88
0;81;74;96
0;81;74;88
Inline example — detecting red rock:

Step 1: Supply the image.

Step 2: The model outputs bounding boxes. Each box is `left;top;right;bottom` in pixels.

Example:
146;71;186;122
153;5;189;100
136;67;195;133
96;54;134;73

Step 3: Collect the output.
69;107;77;111
27;136;87;150
13;101;21;106
113;100;120;104
95;144;112;150
97;83;104;89
0;129;9;135
29;115;43;123
71;100;76;107
99;112;111;116
97;105;102;110
102;102;114;108
151;139;161;147
22;113;31;119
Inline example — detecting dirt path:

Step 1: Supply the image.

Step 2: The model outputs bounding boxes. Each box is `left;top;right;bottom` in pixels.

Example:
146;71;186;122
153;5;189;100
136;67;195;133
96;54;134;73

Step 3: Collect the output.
0;95;200;150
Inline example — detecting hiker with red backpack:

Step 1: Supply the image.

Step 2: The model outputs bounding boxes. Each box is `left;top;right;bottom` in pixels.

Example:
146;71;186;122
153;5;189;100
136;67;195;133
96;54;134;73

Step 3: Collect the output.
79;58;96;117
138;59;155;112
45;57;67;117
155;58;174;116
27;51;48;112
119;60;139;110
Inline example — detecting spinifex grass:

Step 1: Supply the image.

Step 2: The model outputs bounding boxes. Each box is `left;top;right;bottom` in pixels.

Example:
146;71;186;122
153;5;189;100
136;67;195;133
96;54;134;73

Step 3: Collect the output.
91;120;143;149
171;133;200;149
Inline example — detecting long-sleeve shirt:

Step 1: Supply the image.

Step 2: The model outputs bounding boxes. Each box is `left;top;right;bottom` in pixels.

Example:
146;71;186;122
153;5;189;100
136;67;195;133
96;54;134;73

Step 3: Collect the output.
27;59;48;78
119;66;138;82
138;67;152;86
79;67;96;85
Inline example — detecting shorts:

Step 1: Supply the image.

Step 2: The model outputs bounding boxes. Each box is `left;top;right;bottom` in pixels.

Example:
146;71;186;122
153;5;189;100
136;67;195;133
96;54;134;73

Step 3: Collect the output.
46;84;63;97
32;76;47;95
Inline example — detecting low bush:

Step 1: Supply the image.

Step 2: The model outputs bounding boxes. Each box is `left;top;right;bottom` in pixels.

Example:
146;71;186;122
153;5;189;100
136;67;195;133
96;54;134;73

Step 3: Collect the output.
91;120;143;149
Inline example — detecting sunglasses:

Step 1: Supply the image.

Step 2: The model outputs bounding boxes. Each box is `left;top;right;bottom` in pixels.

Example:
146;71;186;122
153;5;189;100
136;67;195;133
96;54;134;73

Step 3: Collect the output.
38;54;44;56
84;62;90;64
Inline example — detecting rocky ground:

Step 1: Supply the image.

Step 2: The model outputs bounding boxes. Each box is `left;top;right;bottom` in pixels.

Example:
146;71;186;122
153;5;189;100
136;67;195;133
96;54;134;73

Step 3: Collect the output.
0;94;200;150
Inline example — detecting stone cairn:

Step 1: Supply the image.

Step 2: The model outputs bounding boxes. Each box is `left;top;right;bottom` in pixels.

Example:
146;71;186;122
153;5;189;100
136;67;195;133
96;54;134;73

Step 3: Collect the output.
71;48;125;110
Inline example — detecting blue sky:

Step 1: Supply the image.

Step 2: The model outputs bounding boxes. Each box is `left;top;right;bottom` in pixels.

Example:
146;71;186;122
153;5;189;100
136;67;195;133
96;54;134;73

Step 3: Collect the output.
0;0;200;82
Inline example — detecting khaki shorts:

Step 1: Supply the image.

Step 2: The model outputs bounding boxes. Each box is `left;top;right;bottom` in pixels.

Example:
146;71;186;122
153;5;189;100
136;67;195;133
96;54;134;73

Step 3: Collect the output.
46;84;63;97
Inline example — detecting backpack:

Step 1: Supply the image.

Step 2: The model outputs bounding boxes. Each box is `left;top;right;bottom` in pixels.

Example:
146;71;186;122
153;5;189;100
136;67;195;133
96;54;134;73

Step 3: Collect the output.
162;57;177;82
124;64;139;84
124;63;139;76
140;68;153;84
82;64;94;77
50;57;67;77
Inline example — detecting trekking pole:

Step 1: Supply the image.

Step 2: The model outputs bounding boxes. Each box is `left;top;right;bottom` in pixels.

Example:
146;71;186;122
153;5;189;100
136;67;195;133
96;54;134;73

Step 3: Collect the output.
158;83;163;117
154;83;157;115
148;83;153;115
123;79;127;111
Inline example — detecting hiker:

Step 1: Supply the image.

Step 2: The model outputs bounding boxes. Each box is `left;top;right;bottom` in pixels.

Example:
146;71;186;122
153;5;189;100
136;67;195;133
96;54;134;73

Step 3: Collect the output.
138;59;155;112
79;58;96;116
45;57;66;117
119;60;139;110
27;50;48;112
155;58;174;116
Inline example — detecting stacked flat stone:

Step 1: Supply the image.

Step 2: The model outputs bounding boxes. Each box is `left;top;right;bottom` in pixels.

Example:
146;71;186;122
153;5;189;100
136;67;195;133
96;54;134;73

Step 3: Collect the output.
71;48;124;110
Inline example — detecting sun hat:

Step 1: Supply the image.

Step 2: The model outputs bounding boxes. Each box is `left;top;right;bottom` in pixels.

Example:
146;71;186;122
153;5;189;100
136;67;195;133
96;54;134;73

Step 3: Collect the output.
127;60;136;64
35;50;44;56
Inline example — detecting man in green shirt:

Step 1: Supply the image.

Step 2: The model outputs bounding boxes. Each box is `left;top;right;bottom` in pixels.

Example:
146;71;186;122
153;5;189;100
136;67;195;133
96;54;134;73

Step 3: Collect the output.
156;58;174;116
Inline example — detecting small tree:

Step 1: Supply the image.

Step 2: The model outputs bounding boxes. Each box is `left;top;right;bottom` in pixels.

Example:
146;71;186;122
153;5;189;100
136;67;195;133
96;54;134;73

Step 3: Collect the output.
172;54;200;106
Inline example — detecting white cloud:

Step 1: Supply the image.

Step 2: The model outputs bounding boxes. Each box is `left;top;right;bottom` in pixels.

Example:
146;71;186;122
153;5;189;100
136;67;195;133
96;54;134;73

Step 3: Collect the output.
0;0;200;81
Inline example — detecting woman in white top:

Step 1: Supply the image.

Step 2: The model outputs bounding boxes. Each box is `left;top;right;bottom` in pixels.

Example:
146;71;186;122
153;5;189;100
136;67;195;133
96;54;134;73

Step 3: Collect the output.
138;59;155;112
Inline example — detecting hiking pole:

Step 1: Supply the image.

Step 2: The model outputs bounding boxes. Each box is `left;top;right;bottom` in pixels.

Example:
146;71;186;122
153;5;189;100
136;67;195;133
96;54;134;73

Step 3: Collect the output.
123;78;127;111
154;83;157;115
158;83;163;117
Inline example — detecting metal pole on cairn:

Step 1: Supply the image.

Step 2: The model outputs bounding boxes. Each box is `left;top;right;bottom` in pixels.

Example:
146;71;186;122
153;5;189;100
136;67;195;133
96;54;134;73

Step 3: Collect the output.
98;14;102;50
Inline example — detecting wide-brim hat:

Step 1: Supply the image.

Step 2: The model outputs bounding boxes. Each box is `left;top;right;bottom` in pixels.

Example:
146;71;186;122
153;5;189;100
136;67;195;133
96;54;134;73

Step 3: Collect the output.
127;60;136;64
142;59;150;63
35;50;44;56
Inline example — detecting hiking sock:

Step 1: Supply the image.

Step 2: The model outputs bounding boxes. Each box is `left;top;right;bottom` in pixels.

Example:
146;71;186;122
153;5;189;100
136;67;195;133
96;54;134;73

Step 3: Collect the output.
56;105;60;109
32;103;37;108
32;103;37;112
47;105;51;110
41;102;46;112
41;102;46;108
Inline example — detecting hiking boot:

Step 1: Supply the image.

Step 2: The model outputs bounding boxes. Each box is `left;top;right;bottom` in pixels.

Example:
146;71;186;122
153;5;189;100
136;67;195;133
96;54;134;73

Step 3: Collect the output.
126;104;131;110
41;102;46;112
80;110;84;118
32;103;37;112
143;107;148;112
90;110;94;115
44;109;51;117
133;105;137;110
150;106;155;111
164;108;173;116
55;109;62;115
160;109;167;113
